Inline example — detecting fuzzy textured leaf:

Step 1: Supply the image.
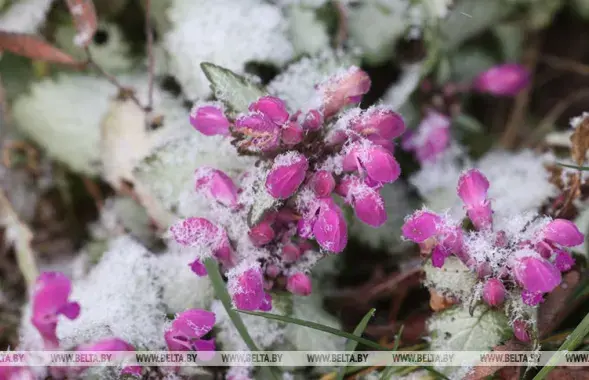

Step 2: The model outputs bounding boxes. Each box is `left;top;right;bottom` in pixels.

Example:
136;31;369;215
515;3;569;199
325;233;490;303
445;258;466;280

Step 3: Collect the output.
200;62;265;113
0;32;80;65
65;0;98;48
428;305;512;377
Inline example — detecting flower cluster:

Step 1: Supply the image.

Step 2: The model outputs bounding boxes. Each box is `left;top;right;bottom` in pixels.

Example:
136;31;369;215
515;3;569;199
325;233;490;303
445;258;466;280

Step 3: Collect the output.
402;169;583;312
171;66;406;311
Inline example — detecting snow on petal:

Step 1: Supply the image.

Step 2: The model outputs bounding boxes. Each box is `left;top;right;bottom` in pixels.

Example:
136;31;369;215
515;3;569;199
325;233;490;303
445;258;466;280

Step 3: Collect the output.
265;152;309;199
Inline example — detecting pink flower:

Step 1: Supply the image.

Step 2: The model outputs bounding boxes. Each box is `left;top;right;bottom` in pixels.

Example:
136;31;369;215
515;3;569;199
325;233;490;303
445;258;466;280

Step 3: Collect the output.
483;278;506;307
401;210;441;243
312;199;348;253
310;170;336;197
401;110;450;164
190;105;230;136
265;152;309;199
513;320;530;343
286;273;312;296
0;367;35;380
195;167;239;207
554;250;575;272
248;96;289;125
31;272;80;349
165;309;216;352
521;290;544;306
513;256;561;293
343;143;400;184
352;108;405;151
281;121;304;146
320;66;371;118
229;266;270;311
472;63;529;96
249;221;275;247
302;109;324;131
170;217;233;266
542;219;584;247
457;169;492;230
76;338;141;377
234;113;281;152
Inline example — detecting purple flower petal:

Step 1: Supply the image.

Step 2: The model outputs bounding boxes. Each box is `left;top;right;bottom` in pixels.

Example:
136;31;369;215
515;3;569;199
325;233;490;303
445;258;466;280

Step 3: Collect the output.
401;211;441;243
543;219;584;247
190;105;230;136
265;152;308;199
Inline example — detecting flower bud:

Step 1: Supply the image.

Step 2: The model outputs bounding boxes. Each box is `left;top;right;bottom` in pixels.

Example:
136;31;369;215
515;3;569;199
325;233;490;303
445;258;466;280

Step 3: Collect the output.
286;272;312;296
189;258;207;276
348;181;387;227
343;143;400;184
312;199;347;253
195;167;239;207
234;113;281;151
265;152;308;199
354;108;405;149
249;96;289;125
401;110;450;164
320;66;371;118
483;278;506;307
310;170;336;197
190;105;230;136
513;320;531;343
229;266;266;311
472;64;529;96
266;265;281;278
249;221;275;247
302;109;324;131
543;219;584;247
281;121;304;146
282;243;302;263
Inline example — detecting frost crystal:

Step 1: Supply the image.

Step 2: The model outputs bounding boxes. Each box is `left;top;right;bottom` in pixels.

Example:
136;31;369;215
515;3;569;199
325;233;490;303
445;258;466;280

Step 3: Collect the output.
164;0;294;100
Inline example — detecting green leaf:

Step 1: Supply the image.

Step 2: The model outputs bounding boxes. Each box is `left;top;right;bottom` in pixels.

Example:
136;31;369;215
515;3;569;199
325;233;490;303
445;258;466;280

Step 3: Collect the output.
238;310;388;351
336;308;375;380
428;305;512;378
203;259;279;380
533;311;589;380
453;113;485;133
200;62;266;113
380;325;404;380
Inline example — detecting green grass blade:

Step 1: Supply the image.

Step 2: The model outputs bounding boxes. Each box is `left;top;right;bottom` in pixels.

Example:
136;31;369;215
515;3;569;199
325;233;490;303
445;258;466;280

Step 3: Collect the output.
380;326;404;380
203;259;279;380
238;310;389;351
533;311;589;380
557;162;589;171
336;308;376;380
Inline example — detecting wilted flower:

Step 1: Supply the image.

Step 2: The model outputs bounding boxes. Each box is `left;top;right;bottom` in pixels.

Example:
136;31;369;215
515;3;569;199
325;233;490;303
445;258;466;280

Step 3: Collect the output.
31;272;80;349
319;66;371;118
165;309;216;352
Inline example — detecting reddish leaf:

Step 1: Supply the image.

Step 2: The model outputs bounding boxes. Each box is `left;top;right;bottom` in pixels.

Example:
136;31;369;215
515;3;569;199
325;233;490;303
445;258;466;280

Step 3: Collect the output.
65;0;97;48
0;32;80;65
547;367;589;380
464;340;527;380
539;270;582;338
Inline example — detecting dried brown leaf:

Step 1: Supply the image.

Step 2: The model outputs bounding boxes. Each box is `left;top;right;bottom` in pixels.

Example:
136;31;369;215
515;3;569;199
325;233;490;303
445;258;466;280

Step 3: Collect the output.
571;115;589;165
464;340;527;380
428;288;457;312
539;270;582;338
0;32;80;65
65;0;98;48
